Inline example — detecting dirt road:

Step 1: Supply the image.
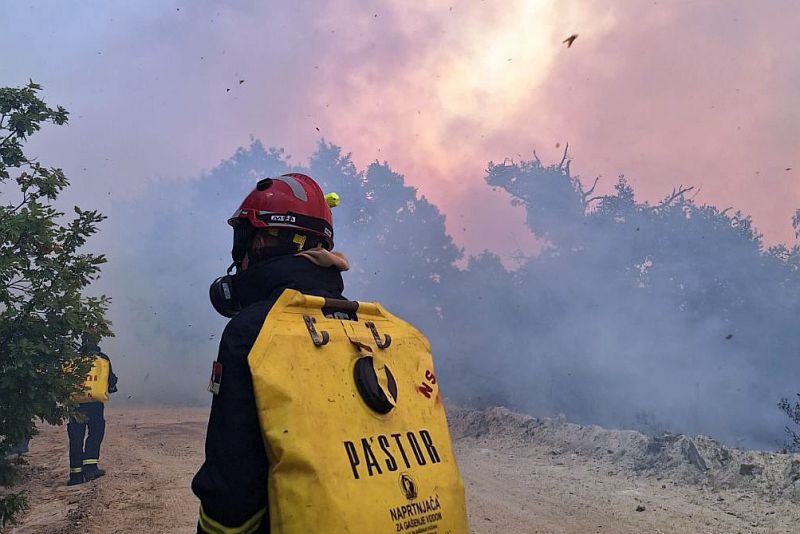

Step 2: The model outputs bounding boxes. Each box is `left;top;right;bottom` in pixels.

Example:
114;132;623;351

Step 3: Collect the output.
9;407;800;533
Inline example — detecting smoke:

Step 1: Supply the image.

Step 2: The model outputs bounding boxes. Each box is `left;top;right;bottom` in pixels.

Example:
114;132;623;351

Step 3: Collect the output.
4;1;800;449
98;140;800;450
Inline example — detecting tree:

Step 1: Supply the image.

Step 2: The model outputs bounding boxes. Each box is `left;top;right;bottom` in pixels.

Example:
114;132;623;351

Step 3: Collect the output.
0;82;111;526
474;149;800;446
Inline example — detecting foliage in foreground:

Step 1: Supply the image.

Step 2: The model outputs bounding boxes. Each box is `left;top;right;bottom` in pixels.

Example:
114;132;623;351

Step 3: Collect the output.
0;81;111;526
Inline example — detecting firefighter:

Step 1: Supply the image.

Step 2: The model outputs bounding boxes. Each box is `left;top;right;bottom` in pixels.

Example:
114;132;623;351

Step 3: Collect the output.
67;332;118;486
193;173;347;533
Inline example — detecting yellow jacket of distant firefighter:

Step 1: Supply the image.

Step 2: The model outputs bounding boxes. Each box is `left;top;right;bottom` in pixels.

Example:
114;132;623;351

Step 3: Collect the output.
248;289;469;534
73;356;111;404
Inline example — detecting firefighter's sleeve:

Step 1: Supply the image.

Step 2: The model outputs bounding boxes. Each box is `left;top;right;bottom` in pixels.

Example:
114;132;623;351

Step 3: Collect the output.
108;362;118;394
191;315;268;534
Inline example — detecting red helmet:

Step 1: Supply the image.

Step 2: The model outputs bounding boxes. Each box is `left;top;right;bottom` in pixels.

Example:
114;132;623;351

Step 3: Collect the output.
230;173;333;245
228;173;334;269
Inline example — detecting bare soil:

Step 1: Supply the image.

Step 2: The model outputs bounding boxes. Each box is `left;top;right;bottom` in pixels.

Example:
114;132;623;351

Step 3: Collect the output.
8;406;800;533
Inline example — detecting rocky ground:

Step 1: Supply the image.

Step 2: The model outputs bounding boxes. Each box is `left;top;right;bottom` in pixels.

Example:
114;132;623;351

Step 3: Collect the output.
8;406;800;533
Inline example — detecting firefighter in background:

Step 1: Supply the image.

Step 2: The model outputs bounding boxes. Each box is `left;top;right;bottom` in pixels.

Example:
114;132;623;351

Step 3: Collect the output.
193;174;347;533
67;332;118;486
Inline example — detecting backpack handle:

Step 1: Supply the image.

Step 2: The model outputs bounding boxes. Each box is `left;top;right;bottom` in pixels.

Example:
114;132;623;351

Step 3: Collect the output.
292;292;383;316
322;297;359;313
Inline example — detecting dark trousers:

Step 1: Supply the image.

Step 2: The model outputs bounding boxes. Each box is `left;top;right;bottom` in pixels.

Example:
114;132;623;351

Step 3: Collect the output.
67;402;105;472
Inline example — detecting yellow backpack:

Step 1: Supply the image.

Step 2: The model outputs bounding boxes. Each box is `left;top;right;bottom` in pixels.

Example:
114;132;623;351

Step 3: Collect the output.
249;289;468;534
73;356;110;404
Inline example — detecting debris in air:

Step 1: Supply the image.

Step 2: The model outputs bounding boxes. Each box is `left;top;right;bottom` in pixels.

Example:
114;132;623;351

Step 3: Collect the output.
563;34;578;48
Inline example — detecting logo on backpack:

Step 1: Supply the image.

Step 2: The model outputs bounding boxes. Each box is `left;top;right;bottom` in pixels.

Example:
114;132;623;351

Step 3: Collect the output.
399;473;417;500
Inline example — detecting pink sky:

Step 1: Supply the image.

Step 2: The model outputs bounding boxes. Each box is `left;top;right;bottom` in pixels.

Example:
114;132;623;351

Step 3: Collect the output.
306;1;800;256
4;1;799;259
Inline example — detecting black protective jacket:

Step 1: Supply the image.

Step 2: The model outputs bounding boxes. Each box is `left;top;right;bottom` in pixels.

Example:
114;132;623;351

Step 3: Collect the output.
192;255;346;534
